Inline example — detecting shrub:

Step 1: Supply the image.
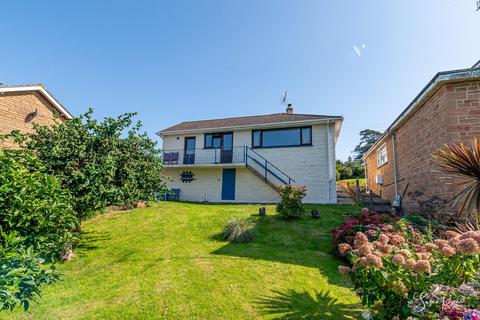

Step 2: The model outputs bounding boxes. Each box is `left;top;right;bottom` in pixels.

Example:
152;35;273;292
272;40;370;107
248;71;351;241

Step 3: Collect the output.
0;233;59;312
0;149;77;260
276;185;306;219
223;218;256;243
331;208;425;256
336;228;480;319
434;138;480;223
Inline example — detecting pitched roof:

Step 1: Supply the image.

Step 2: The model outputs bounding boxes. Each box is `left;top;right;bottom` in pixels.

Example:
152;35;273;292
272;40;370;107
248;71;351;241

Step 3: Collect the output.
158;113;342;135
362;62;480;160
0;84;73;119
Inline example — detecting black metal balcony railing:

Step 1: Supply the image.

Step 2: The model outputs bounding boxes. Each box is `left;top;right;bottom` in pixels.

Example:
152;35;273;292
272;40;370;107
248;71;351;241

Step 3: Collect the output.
162;147;247;166
162;146;295;191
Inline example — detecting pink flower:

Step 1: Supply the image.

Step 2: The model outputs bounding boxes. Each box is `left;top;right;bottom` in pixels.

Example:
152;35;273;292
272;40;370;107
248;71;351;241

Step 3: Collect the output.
456;238;480;255
354;232;369;249
416;252;432;261
366;253;383;268
441;245;457;257
405;258;416;270
380;244;394;255
338;243;352;257
397;249;411;258
414;260;431;273
392;254;406;266
389;234;406;246
445;230;461;240
338;265;351;275
357;243;373;256
378;234;389;244
353;257;368;270
425;243;439;251
434;239;449;249
360;207;369;215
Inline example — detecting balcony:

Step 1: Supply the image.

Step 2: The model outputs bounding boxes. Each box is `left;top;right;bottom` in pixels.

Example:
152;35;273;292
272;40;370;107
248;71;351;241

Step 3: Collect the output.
162;146;247;167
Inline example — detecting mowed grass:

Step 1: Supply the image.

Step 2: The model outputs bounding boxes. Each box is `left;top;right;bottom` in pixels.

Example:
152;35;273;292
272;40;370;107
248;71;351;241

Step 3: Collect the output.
8;202;362;320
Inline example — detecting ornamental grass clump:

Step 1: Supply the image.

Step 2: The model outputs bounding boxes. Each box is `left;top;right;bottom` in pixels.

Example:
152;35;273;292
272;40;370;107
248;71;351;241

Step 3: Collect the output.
223;218;256;243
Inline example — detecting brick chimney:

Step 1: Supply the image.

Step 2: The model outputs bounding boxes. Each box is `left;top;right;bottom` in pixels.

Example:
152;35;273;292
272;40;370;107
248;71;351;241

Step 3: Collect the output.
286;103;294;114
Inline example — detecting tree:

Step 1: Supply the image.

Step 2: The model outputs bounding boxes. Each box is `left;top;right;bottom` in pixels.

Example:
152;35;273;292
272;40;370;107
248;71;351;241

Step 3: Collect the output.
11;109;166;226
352;129;383;161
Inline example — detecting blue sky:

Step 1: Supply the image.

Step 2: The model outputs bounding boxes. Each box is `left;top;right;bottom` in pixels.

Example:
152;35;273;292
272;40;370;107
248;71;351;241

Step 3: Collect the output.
1;1;479;160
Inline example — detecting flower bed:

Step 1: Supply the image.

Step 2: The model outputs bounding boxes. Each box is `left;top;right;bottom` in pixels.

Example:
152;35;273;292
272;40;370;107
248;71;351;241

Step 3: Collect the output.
334;209;480;319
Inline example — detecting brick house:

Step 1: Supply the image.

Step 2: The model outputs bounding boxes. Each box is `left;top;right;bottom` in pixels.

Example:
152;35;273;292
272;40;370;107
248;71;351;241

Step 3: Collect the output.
0;84;73;147
362;61;480;213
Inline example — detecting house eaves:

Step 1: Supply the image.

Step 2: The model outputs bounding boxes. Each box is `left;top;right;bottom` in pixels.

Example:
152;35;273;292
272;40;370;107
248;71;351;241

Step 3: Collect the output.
0;84;73;120
362;66;480;160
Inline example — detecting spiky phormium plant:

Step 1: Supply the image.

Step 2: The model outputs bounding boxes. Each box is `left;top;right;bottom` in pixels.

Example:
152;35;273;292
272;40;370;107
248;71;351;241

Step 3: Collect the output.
434;138;480;219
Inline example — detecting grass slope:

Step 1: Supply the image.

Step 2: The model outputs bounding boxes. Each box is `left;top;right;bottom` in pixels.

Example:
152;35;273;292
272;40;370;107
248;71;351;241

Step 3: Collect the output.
8;202;362;320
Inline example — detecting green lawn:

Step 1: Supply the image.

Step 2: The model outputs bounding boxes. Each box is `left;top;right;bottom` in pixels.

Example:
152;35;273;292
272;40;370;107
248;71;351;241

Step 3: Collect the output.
8;202;362;320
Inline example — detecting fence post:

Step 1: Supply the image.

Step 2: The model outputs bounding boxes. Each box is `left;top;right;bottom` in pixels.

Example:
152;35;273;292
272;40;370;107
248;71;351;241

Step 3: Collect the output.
355;178;361;203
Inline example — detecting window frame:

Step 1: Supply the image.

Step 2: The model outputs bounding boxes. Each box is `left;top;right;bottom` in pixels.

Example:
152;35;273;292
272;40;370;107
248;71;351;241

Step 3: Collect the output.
204;132;233;149
376;143;388;168
251;126;313;149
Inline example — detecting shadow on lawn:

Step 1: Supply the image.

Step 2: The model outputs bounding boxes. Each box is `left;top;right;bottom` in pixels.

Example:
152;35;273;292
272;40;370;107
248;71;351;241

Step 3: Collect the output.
74;231;111;256
211;209;355;289
256;289;361;320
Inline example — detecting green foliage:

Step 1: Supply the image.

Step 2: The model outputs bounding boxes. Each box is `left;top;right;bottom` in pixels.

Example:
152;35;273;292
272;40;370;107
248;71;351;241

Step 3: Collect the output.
109;122;166;208
0;236;59;312
0;149;77;260
11;109;166;222
276;185;306;219
352;129;382;162
336;157;365;180
223;217;256;243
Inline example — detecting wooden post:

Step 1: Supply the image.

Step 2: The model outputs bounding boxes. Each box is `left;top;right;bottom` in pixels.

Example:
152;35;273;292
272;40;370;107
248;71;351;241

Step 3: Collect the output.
355;178;361;204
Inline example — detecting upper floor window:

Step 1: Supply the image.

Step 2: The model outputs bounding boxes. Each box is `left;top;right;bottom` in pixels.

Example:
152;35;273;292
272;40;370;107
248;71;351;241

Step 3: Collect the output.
204;132;233;149
377;144;388;167
252;126;312;148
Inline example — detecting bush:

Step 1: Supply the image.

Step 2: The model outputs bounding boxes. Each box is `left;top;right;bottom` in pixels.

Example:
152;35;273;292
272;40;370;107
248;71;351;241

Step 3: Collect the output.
336;226;480;319
276;185;306;219
0;149;77;260
10;109;167;224
0;238;59;312
331;208;425;256
223;218;256;243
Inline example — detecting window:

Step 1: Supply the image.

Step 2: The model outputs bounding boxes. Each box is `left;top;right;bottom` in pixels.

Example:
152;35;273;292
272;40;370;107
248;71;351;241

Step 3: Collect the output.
377;144;388;167
204;132;233;149
251;126;312;148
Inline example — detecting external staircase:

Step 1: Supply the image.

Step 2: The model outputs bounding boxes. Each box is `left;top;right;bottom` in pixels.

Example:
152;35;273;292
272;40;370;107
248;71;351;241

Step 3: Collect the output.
244;147;295;192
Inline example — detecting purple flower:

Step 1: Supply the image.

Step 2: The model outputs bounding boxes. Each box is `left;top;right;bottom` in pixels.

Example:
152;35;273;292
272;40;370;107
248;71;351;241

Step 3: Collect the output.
464;310;480;320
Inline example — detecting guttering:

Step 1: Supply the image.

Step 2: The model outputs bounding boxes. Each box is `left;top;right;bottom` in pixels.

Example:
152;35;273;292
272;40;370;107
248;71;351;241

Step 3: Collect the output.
158;117;344;139
0;85;73;119
362;67;480;160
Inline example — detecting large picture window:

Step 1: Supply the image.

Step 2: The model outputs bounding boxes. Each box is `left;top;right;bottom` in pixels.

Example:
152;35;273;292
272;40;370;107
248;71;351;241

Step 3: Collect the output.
377;144;388;167
252;126;312;148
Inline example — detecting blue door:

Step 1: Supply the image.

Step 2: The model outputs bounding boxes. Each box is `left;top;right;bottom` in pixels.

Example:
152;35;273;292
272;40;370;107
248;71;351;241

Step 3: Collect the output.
221;169;236;200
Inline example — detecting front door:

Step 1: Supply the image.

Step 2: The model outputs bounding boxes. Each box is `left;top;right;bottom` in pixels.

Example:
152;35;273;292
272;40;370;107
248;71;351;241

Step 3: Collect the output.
221;169;236;200
184;137;196;164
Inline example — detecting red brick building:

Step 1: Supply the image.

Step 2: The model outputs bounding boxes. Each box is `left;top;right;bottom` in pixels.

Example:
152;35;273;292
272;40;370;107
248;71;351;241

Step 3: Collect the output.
0;84;72;147
363;61;480;213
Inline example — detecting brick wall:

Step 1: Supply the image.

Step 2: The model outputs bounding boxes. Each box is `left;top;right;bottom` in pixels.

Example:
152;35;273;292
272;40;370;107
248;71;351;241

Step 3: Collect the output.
364;80;480;212
0;91;66;147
